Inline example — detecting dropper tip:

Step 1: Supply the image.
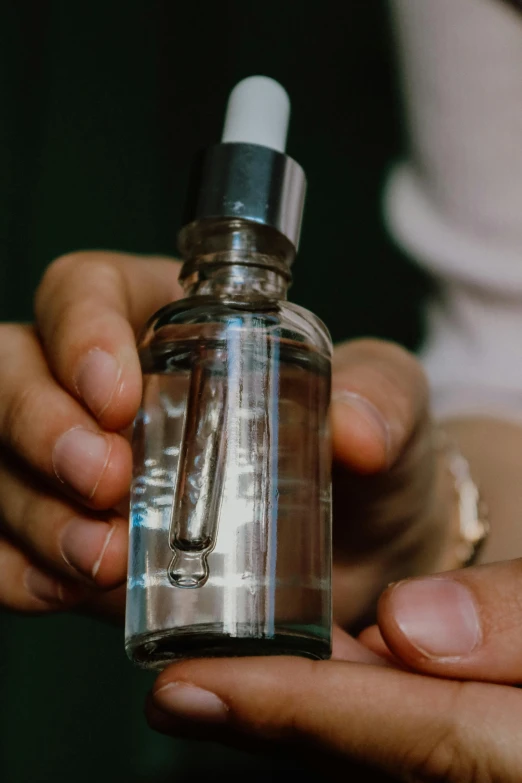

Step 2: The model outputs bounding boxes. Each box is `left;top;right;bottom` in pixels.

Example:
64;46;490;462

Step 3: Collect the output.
221;75;290;154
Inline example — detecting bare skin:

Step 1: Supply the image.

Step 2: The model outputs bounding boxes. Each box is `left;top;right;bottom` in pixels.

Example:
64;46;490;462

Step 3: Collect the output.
5;250;522;780
0;251;448;623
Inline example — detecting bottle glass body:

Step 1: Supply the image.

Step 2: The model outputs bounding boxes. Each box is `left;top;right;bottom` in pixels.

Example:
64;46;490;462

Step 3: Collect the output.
125;223;332;669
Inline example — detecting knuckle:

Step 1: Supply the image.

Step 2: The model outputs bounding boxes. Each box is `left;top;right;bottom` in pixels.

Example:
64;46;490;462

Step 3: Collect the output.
17;492;70;564
483;562;522;636
0;323;35;361
17;483;50;537
248;659;317;740
36;252;89;302
367;339;427;397
0;456;24;530
335;337;413;366
0;382;44;451
35;255;127;360
409;723;465;782
336;338;429;426
35;251;125;319
0;455;75;572
15;483;45;543
407;683;489;783
47;297;90;354
340;337;424;375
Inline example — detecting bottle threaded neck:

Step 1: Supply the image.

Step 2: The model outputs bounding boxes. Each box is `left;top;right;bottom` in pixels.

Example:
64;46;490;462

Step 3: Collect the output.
178;218;294;299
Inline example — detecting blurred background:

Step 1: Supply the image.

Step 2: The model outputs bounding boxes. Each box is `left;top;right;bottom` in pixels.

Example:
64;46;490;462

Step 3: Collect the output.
0;1;429;780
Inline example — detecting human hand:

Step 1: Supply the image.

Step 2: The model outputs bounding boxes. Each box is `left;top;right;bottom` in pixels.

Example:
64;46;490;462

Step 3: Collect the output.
329;339;451;628
148;560;522;782
0;251;183;613
0;251;448;626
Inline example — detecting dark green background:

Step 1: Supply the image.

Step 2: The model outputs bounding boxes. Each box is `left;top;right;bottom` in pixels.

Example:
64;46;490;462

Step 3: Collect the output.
0;2;429;781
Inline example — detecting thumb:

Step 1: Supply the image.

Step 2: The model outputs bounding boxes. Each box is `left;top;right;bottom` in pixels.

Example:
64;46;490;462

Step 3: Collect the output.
330;340;447;627
375;558;522;684
148;656;520;781
331;338;429;473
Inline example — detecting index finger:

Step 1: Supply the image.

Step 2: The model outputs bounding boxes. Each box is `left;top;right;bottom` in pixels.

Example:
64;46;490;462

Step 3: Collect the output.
34;251;183;431
149;656;520;781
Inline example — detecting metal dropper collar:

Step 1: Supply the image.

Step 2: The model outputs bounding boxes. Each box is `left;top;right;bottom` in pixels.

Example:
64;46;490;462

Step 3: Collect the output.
181;76;307;251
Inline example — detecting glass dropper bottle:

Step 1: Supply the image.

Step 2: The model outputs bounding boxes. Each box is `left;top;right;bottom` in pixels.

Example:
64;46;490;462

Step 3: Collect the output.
125;76;333;669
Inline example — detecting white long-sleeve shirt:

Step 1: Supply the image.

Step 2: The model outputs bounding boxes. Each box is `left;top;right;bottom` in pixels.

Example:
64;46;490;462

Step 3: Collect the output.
387;0;522;422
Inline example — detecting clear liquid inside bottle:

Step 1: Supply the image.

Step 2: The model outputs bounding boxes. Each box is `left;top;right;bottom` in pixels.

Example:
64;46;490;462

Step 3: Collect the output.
125;298;332;669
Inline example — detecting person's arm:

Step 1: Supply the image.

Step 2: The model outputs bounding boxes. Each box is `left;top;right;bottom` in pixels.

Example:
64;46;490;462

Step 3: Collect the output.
386;0;522;565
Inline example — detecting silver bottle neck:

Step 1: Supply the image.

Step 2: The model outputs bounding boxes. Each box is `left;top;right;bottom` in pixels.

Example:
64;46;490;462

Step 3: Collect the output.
181;142;306;251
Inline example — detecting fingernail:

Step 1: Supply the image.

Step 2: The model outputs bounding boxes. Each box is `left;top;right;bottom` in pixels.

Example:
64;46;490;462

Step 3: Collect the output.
76;349;121;418
25;567;63;603
154;683;228;723
390;578;482;659
53;427;111;499
332;390;391;461
60;518;115;580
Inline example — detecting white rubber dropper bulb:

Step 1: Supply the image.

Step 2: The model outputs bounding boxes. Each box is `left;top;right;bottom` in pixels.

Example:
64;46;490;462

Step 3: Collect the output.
221;76;290;154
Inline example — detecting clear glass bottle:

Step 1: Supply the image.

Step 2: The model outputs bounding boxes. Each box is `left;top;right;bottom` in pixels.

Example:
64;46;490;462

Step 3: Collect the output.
125;77;333;668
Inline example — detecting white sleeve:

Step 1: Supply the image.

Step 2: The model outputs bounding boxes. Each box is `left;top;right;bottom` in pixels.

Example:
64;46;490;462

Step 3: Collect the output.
385;0;522;422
